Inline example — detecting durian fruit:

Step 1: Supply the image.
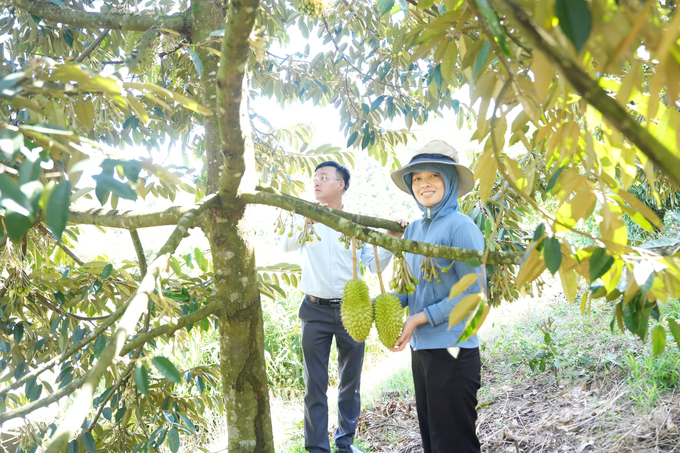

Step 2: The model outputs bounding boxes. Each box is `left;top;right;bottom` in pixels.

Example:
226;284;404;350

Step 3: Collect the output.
298;0;331;17
341;279;373;342
373;293;404;348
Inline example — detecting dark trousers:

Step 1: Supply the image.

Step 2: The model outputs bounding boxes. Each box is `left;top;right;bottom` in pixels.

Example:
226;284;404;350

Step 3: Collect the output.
299;299;365;453
411;347;481;453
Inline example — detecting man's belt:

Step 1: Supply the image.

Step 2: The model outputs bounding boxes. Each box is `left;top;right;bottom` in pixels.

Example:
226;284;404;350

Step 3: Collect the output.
305;294;342;307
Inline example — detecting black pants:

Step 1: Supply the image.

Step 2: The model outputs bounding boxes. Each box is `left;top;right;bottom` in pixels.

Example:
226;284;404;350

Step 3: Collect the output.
299;299;365;453
411;347;481;453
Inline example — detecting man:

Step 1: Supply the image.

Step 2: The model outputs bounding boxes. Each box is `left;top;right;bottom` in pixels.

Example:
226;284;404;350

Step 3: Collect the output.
281;161;393;453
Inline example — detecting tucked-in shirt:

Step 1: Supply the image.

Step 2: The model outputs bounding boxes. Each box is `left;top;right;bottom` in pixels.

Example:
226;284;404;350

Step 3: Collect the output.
281;214;394;299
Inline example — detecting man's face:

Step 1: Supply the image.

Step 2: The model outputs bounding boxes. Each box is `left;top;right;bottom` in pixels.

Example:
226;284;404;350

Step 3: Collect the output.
313;166;345;202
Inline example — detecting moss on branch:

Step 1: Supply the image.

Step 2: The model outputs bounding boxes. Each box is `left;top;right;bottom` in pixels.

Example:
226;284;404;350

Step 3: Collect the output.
15;0;189;33
240;191;524;265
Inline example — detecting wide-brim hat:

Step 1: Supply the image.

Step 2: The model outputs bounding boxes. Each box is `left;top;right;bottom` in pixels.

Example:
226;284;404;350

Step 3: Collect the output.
390;140;474;198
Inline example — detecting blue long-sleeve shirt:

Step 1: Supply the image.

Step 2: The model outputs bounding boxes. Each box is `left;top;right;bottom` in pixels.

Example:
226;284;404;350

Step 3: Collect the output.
394;161;486;350
281;214;394;299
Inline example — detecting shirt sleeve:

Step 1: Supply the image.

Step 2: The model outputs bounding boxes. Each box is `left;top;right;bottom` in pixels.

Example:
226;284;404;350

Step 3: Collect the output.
423;221;486;327
359;242;394;275
279;214;306;253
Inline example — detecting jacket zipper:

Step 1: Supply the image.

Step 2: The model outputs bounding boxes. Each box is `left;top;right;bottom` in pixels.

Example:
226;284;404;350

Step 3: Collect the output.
427;207;431;219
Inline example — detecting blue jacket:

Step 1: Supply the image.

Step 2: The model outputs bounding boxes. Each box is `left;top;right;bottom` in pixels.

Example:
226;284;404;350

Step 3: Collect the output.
396;163;486;350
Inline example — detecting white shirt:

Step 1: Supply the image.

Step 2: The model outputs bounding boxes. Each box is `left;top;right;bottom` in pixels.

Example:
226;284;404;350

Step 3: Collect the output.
280;214;394;299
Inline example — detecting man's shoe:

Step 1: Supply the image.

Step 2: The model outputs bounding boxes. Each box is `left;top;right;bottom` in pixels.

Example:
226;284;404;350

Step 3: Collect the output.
335;446;363;453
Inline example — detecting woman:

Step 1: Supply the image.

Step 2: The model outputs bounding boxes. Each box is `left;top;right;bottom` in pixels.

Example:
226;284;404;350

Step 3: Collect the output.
390;140;485;453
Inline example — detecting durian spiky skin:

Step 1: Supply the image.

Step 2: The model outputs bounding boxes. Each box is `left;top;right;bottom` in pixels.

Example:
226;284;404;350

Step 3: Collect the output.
341;279;373;342
373;293;404;348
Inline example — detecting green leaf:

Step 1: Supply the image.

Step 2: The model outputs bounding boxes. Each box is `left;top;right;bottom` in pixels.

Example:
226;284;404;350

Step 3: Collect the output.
101;263;113;280
13;323;24;343
555;0;592;53
545;166;565;193
152;356;182;383
533;223;545;242
377;0;395;14
396;0;408;12
167;427;180;453
82;432;96;453
64;28;74;48
0;174;33;217
0;128;23;159
115;407;127;423
93;173;137;203
589;248;614;282
195;375;205;393
347;131;359;148
179;414;197;434
651;324;666;356
472;41;490;80
68;439;79;453
186;49;203;76
668;317;680;350
134;365;150;395
46;181;71;242
543;237;562;275
93;335;106;358
474;0;510;56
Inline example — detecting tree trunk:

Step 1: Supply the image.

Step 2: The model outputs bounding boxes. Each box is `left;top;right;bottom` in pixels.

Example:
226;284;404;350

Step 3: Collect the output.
192;0;274;450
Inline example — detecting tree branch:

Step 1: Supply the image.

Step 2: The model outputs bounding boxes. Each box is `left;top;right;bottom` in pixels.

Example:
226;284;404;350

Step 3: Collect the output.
255;186;406;232
240;191;524;265
14;0;189;33
33;292;110;322
43;194;219;453
215;0;261;197
130;229;148;277
118;26;162;76
497;0;680;188
120;299;221;355
74;29;110;63
68;205;197;229
36;223;85;266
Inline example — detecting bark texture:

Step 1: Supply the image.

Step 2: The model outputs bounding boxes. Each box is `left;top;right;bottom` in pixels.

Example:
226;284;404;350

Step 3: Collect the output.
193;0;274;449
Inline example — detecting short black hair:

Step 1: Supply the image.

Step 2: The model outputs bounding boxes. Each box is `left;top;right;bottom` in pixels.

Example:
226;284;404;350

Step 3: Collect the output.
315;161;350;192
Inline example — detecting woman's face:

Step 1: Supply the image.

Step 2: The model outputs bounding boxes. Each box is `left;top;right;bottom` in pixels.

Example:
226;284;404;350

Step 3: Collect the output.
411;170;445;207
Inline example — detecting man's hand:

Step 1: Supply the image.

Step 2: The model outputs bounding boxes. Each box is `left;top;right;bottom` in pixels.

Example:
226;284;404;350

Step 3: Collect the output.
390;311;428;352
306;201;329;224
387;219;409;238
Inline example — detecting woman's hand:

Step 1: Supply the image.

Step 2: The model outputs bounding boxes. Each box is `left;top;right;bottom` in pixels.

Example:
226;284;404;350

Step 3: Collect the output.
390;312;428;352
388;219;409;238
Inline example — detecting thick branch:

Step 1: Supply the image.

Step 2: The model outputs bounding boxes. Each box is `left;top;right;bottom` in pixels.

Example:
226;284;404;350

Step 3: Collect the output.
215;0;261;197
129;229;148;277
74;29;110;63
43;194;219;453
15;0;189;33
255;186;405;232
498;0;680;188
68;205;195;229
240;191;524;265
